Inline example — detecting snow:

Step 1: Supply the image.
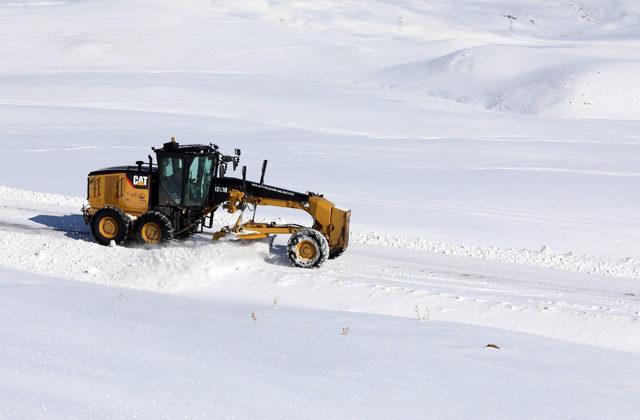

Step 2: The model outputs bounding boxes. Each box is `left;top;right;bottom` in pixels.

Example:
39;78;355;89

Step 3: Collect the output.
361;46;640;119
1;0;640;418
3;267;640;419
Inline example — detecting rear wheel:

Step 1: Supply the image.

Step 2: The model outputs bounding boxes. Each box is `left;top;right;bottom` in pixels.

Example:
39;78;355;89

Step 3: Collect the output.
287;228;329;268
134;212;174;245
91;206;130;246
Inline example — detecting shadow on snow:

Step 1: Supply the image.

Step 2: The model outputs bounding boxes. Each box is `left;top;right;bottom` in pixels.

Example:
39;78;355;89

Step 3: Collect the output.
29;214;91;241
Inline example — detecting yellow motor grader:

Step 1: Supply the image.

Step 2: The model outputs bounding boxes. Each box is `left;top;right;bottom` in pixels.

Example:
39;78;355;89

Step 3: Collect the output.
82;139;350;268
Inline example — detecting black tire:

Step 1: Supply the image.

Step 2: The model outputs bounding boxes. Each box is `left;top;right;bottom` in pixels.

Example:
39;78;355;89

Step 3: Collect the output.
134;211;174;245
287;228;329;268
328;247;346;259
91;206;130;246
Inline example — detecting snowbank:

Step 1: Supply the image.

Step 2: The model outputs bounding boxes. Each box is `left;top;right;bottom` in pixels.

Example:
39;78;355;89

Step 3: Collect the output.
362;46;640;119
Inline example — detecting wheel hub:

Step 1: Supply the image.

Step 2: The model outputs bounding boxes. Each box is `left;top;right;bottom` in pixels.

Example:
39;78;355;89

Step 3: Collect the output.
99;216;118;239
141;222;161;244
297;240;317;260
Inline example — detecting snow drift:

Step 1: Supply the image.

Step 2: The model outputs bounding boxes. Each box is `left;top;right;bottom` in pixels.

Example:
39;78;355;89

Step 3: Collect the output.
362;45;640;119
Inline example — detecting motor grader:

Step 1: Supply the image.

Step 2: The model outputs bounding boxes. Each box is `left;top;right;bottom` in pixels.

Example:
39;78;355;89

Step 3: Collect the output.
82;138;350;268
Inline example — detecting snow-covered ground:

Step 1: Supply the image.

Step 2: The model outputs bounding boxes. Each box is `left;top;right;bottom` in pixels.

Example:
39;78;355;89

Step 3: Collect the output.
5;267;640;419
1;0;640;418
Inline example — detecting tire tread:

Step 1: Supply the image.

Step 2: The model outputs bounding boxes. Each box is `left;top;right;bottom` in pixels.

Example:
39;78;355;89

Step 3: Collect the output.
134;211;174;244
90;206;130;246
287;228;329;268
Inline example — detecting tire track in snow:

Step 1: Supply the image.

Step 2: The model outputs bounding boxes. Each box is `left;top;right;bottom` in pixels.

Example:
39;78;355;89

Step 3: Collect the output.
352;231;640;279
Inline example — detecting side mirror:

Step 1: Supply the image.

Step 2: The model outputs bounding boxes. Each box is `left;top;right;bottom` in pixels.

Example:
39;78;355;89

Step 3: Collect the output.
234;148;241;156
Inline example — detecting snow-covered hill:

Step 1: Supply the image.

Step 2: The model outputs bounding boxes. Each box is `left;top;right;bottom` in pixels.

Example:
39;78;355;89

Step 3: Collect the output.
1;0;640;418
363;46;640;119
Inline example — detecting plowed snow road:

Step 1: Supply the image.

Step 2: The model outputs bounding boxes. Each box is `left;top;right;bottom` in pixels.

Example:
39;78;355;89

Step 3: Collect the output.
1;186;638;353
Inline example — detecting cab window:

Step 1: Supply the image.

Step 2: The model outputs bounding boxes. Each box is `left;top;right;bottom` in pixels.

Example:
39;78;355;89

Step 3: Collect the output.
159;156;184;205
185;155;214;206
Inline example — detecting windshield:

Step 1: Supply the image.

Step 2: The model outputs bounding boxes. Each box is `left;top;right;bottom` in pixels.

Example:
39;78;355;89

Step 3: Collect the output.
184;155;214;206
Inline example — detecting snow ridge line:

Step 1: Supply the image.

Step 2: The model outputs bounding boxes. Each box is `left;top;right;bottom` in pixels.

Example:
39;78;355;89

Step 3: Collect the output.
0;185;84;208
352;231;640;279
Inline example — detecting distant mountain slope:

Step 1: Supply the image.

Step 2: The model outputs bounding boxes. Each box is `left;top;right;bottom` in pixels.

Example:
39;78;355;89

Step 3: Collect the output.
202;0;640;39
4;0;639;119
361;45;640;119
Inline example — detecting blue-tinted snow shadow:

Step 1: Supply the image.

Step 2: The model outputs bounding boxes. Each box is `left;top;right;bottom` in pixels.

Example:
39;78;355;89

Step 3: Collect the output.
29;214;91;240
264;242;292;266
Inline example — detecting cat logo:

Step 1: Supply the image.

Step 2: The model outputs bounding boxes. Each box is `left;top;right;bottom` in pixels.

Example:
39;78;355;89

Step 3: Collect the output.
132;175;148;187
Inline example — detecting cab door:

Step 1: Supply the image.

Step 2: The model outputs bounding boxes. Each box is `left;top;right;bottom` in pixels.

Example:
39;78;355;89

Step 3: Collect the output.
157;155;185;206
184;155;214;207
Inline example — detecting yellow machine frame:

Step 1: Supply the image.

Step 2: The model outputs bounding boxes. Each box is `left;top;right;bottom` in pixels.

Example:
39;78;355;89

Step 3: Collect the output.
214;189;350;252
86;173;149;218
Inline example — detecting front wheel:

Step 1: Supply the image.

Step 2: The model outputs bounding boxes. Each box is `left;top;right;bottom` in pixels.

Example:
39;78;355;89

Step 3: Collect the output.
134;212;174;245
91;206;130;246
287;228;329;268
